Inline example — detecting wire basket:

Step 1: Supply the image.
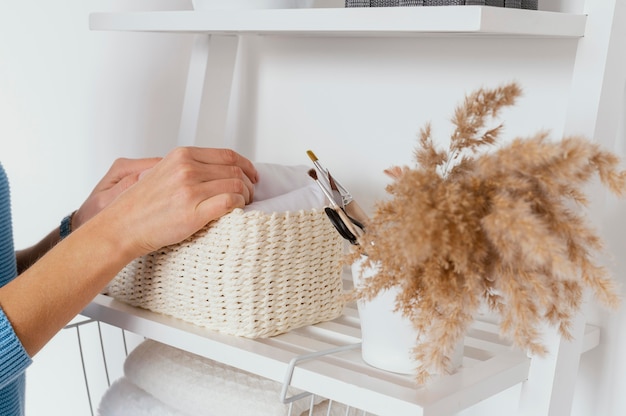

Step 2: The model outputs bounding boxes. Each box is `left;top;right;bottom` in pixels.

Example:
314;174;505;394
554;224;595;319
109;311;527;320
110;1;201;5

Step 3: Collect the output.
104;208;345;338
64;319;372;416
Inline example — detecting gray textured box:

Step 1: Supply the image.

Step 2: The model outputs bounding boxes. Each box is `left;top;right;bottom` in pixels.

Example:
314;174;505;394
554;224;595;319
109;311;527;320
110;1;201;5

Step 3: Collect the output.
466;1;507;4
521;0;538;9
371;0;399;5
346;0;535;7
345;0;370;6
424;0;464;4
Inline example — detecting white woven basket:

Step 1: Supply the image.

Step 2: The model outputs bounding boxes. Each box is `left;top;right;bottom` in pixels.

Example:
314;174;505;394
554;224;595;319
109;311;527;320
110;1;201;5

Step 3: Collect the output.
105;208;345;338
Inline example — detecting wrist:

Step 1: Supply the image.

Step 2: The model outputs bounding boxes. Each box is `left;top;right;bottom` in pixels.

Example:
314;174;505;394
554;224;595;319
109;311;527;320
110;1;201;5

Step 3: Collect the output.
80;208;144;265
60;211;76;240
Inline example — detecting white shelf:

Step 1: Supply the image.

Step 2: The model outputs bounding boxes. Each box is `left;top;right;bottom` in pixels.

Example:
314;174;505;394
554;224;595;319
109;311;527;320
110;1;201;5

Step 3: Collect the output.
85;5;602;414
89;7;587;38
81;293;600;416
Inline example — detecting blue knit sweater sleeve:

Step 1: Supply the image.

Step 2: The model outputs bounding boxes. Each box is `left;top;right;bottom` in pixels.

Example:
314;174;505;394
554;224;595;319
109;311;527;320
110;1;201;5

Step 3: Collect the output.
0;163;31;415
0;309;31;390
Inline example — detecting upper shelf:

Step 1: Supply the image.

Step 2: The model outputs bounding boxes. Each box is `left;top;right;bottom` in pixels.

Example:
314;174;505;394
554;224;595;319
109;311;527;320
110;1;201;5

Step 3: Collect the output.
89;6;587;38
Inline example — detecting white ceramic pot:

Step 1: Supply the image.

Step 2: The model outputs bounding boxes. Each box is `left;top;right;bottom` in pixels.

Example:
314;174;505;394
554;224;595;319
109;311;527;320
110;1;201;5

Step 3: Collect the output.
192;0;314;10
352;256;464;375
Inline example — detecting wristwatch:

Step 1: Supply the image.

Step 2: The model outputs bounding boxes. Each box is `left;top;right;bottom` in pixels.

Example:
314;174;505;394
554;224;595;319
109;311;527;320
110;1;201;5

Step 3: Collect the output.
60;211;75;239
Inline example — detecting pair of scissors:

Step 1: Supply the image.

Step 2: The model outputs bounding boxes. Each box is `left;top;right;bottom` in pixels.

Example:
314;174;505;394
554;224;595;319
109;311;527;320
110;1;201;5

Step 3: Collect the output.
306;150;368;245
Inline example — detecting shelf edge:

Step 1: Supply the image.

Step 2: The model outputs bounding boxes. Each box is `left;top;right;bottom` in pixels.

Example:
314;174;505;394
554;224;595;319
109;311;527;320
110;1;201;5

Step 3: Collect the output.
89;7;587;38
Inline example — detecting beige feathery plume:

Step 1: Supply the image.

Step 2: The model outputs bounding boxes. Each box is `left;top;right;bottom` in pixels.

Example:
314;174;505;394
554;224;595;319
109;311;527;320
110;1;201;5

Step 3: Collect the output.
349;82;625;384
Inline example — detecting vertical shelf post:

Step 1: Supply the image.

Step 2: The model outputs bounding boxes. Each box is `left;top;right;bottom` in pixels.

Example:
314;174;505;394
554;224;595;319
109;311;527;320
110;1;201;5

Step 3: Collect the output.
519;0;626;414
177;34;240;147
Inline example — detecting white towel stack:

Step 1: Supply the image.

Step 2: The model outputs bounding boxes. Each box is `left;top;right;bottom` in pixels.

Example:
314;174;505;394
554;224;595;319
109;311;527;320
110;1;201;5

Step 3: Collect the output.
99;377;189;416
99;340;351;416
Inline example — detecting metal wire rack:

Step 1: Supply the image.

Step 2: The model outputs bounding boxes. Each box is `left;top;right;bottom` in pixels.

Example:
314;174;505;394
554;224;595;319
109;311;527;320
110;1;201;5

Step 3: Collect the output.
63;317;371;416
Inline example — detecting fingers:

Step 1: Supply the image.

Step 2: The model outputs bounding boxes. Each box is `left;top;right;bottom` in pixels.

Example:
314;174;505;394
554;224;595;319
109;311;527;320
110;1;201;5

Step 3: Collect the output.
74;167;154;229
109;157;163;182
95;157;162;192
191;177;252;208
94;147;259;257
197;193;247;223
163;147;258;204
177;164;255;204
178;147;258;184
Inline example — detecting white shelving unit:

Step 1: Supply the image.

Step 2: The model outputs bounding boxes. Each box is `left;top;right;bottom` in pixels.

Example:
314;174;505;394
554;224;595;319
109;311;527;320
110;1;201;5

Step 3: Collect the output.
89;6;591;150
85;3;626;415
82;293;599;416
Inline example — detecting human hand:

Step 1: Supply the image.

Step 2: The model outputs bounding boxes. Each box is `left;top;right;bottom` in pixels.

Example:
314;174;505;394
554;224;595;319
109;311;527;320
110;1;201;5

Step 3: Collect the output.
72;157;163;230
97;147;258;257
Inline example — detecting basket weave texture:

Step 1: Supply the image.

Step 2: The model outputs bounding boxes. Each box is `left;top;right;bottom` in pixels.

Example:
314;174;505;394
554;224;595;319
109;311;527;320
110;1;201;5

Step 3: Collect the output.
105;208;345;338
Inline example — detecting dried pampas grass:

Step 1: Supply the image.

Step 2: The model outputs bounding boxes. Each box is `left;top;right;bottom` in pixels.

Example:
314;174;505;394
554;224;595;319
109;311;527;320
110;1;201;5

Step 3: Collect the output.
350;82;625;384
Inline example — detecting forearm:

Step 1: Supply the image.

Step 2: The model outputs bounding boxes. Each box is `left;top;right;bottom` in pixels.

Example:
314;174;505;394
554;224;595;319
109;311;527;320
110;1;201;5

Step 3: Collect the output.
15;227;62;275
0;147;258;358
0;210;139;357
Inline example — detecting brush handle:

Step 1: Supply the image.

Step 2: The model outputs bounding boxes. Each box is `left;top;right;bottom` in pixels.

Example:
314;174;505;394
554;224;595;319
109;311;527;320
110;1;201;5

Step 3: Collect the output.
344;200;369;228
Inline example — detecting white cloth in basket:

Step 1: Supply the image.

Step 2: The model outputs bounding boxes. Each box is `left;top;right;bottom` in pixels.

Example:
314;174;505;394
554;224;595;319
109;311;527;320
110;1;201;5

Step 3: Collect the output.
244;163;326;213
99;339;350;416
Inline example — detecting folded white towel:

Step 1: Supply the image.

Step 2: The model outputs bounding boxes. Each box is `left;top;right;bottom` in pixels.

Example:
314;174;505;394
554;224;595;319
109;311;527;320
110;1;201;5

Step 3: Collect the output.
244;163;326;213
123;340;323;416
99;377;350;416
100;340;354;416
98;377;192;416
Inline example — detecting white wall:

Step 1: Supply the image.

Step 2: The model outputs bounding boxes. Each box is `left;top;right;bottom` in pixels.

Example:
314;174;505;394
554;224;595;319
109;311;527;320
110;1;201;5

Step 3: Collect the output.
0;0;194;249
1;1;624;415
0;1;193;414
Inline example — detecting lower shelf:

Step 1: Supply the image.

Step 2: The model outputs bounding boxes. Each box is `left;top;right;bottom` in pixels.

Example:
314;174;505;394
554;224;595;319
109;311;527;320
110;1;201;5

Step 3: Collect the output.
82;294;599;416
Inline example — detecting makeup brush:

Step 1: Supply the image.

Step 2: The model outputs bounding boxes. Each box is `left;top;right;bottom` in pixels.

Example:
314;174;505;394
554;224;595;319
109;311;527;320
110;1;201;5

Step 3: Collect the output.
307;150;369;227
327;174;369;227
306;150;327;177
308;169;338;208
308;169;363;243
